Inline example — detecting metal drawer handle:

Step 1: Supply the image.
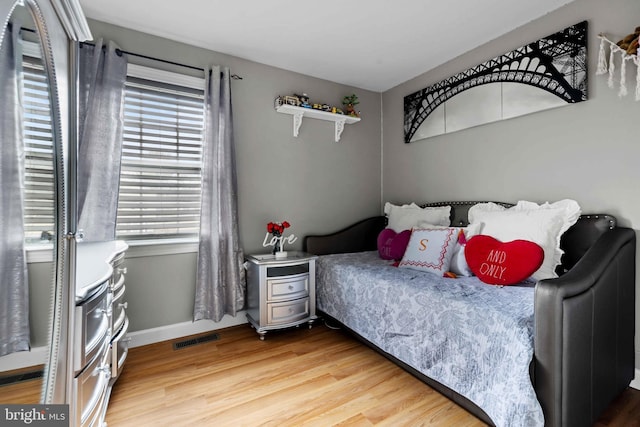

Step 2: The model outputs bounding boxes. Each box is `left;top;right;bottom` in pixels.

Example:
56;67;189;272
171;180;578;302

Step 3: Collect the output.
99;308;112;317
288;285;294;290
117;267;128;275
118;302;128;309
97;364;111;376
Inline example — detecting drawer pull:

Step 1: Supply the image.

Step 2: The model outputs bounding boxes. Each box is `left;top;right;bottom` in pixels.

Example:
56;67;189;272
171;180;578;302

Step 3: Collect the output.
118;302;128;309
98;308;112;317
117;267;128;275
288;285;294;290
96;364;111;376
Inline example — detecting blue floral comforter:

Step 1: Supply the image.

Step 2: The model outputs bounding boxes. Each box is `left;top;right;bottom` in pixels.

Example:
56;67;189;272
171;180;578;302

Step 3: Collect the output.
316;251;544;427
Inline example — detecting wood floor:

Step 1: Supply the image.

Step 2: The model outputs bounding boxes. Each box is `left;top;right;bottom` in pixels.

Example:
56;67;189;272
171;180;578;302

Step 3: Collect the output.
2;323;640;426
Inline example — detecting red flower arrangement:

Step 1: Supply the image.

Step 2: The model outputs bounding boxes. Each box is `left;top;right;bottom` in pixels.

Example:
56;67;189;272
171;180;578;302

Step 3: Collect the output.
267;221;290;237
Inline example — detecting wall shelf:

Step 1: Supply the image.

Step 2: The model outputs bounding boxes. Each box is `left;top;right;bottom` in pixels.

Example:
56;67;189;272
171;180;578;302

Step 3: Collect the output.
276;104;360;142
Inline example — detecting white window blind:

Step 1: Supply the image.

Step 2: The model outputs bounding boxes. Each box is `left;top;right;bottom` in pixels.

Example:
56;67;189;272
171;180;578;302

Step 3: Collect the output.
117;67;205;240
22;48;55;243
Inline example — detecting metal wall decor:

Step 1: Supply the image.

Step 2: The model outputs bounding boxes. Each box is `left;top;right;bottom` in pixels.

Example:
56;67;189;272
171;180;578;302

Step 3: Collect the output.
404;21;587;143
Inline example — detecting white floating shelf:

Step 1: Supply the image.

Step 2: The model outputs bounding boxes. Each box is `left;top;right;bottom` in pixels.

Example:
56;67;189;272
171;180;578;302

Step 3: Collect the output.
276;104;361;142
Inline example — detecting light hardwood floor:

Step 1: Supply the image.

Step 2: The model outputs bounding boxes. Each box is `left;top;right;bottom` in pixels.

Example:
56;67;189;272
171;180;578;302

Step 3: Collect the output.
2;323;640;426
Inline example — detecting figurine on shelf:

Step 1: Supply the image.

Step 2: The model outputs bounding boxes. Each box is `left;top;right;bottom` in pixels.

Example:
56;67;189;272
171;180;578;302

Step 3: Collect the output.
282;95;300;106
295;93;311;108
342;94;360;118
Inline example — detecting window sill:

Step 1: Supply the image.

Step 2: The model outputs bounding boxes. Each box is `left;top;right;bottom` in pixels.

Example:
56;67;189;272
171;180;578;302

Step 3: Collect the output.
26;243;54;264
125;238;199;258
25;238;200;263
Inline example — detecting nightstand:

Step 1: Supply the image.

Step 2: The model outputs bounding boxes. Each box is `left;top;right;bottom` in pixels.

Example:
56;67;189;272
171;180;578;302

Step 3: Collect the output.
245;251;318;340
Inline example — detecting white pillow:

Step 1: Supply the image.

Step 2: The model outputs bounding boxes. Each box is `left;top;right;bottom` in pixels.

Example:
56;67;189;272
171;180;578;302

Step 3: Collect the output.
398;227;458;276
468;200;581;281
415;223;482;277
384;202;451;232
449;223;483;277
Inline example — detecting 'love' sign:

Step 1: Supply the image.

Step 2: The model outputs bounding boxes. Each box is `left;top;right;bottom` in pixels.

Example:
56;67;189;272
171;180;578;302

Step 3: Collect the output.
465;235;544;285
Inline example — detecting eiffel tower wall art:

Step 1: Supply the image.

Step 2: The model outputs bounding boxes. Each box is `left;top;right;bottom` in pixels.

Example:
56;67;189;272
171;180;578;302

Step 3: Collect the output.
404;21;587;143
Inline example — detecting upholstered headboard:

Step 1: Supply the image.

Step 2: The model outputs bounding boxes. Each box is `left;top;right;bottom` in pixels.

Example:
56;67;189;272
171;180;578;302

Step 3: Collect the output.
303;201;617;274
419;201;513;227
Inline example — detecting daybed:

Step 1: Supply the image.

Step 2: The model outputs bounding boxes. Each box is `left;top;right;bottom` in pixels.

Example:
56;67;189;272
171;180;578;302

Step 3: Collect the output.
302;201;636;427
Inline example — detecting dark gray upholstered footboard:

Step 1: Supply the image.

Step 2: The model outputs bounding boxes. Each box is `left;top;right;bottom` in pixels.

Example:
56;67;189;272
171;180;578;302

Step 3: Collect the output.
535;226;636;427
303;202;636;427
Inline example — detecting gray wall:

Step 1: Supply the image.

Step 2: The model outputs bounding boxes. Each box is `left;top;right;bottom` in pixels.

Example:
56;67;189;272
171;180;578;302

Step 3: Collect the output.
86;19;382;332
382;0;640;368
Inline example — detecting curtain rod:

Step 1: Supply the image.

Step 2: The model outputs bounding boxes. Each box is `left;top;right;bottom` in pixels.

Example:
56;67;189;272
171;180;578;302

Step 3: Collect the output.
79;41;243;80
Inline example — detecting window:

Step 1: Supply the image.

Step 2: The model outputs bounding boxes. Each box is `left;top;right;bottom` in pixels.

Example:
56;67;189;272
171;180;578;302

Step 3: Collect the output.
116;65;205;241
22;41;55;244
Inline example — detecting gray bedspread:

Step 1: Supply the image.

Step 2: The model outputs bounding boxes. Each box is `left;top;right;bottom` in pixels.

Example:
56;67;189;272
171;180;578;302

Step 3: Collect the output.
316;251;544;427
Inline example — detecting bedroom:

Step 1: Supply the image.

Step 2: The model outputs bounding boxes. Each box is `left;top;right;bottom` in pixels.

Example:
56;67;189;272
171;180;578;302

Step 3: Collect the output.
0;0;639;425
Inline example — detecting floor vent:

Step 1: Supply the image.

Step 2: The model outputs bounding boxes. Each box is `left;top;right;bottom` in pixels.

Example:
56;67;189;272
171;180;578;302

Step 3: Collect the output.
173;333;220;350
0;369;43;387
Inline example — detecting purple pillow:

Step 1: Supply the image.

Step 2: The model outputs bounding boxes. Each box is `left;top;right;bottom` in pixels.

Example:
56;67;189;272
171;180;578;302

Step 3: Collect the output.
377;228;412;260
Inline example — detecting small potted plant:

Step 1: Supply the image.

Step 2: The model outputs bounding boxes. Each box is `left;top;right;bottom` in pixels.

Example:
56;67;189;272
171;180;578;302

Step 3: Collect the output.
342;94;360;117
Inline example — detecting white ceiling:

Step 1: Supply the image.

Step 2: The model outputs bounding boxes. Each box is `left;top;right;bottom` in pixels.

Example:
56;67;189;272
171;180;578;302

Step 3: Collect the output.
78;0;576;92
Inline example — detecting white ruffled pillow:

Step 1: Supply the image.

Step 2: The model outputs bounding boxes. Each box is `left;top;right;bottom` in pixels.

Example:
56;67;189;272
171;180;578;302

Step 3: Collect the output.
468;200;581;281
384;202;450;232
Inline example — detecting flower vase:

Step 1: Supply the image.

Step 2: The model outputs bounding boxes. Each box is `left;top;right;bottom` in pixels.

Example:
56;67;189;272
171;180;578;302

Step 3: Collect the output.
275;237;287;258
272;238;280;255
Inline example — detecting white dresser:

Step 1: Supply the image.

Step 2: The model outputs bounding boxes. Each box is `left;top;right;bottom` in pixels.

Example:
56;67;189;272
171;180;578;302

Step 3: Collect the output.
74;241;129;427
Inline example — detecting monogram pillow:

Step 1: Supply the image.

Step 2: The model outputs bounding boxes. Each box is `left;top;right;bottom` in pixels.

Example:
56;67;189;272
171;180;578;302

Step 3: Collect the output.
398;228;458;276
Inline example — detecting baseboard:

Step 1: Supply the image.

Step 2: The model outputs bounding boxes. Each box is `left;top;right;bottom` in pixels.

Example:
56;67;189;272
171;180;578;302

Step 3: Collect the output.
0;313;247;372
0;346;47;372
127;311;247;348
631;369;640;390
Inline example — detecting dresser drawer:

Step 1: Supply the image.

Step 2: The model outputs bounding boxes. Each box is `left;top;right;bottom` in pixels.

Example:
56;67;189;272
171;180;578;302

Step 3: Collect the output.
111;252;127;290
267;297;309;325
74;338;110;426
75;282;110;373
111;272;125;293
111;316;130;380
267;273;309;301
111;284;127;334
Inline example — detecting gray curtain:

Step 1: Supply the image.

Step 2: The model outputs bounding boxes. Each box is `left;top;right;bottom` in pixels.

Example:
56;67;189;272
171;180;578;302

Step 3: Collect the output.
0;25;29;356
77;39;127;242
194;66;245;322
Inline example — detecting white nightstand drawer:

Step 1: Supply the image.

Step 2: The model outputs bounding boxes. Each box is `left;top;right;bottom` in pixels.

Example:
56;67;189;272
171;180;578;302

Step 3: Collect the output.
267;273;309;301
267;297;309;325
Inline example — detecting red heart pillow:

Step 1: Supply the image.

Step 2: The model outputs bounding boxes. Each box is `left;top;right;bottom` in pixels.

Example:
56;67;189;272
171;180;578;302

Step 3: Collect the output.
465;235;544;285
377;228;411;260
